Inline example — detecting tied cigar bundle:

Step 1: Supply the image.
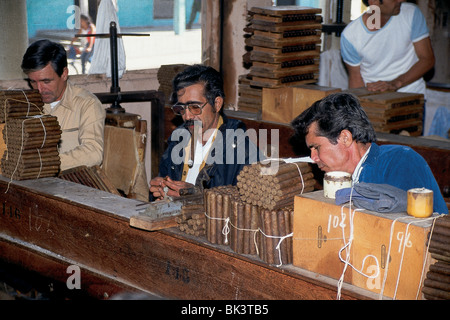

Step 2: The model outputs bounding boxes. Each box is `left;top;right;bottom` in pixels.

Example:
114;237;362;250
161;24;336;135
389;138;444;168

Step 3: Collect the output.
237;160;315;210
205;185;294;265
205;185;261;255
258;207;294;266
1;116;61;180
423;215;450;300
0;89;44;122
204;185;238;245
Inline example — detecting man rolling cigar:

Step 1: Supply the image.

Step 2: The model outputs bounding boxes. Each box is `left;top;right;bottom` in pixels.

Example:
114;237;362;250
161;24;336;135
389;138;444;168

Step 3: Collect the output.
291;92;448;214
150;64;262;200
21;39;105;171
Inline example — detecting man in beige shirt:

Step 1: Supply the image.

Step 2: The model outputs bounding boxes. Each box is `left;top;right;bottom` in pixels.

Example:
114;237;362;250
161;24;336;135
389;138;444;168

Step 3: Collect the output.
21;39;105;171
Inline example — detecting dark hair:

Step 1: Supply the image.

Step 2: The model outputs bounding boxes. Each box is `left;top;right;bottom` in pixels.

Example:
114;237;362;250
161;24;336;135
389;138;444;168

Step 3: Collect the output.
21;39;67;76
362;0;383;7
80;14;91;24
171;64;225;109
291;92;377;144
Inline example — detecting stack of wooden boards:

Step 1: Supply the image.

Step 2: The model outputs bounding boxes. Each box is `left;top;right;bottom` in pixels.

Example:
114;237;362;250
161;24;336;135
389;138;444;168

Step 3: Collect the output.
347;88;425;136
59;165;121;196
0;89;61;180
157;64;188;107
238;6;322;116
423;215;450;300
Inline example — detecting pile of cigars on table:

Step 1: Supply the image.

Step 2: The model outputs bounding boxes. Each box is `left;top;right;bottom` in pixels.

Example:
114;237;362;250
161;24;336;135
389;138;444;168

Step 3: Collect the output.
238;6;322;117
177;159;315;266
0;89;61;180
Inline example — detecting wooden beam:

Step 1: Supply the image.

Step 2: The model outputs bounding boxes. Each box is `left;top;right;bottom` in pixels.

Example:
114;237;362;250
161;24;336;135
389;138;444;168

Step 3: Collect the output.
0;176;370;300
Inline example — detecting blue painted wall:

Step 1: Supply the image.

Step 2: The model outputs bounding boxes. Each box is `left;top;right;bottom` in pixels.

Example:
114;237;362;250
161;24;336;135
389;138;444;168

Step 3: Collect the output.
27;0;73;38
26;0;200;38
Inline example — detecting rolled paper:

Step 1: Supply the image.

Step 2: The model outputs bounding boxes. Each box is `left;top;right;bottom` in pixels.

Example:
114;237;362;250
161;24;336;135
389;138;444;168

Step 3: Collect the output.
323;171;352;199
407;188;433;218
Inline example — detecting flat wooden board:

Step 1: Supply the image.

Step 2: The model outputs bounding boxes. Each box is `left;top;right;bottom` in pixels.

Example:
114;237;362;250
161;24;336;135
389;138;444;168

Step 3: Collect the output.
246;35;321;48
250;6;322;16
249;64;319;78
0;175;144;220
249;21;322;33
130;214;179;231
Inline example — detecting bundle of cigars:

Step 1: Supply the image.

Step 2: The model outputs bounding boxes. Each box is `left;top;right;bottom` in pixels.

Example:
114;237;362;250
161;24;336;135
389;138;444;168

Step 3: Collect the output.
1;115;61;180
423;215;450;300
204;185;294;265
236;160;315;210
176;202;206;237
0;89;44;122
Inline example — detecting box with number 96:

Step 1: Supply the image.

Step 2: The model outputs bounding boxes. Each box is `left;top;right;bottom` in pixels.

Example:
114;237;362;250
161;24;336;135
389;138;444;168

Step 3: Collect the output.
292;191;434;300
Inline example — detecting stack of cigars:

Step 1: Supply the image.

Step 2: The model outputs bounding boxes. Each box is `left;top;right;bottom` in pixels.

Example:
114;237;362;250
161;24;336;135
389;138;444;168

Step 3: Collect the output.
1;116;61;180
176;203;206;237
237;160;315;210
0;89;61;180
423;215;450;300
203;182;301;265
0;89;44;122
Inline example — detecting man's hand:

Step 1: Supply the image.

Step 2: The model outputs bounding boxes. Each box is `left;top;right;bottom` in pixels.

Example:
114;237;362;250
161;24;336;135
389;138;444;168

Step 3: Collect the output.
149;176;195;200
366;80;401;92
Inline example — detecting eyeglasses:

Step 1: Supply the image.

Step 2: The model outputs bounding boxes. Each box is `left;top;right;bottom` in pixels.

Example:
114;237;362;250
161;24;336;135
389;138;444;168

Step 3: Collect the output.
171;101;208;115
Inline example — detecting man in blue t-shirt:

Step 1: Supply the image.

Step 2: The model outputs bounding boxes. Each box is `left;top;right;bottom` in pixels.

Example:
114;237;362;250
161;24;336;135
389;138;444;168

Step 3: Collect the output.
340;0;434;95
291;92;448;214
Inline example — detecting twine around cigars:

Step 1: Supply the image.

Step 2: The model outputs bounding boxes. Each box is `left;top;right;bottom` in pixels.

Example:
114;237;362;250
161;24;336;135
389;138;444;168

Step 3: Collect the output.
204;211;293;267
2;91;49;192
204;158;309;267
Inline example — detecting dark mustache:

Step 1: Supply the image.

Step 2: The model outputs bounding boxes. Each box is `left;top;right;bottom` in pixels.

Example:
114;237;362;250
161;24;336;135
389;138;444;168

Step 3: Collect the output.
185;120;203;128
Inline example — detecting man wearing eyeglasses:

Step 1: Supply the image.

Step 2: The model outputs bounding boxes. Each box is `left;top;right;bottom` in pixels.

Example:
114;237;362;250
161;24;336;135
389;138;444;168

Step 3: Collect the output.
149;64;262;200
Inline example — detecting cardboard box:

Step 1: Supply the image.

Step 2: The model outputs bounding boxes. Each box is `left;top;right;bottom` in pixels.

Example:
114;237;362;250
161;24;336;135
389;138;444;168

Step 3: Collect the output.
293;191;433;299
262;85;341;124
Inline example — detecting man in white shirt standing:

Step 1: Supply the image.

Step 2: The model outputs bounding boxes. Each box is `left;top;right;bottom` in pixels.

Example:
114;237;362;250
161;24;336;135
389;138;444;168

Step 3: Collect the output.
340;0;435;95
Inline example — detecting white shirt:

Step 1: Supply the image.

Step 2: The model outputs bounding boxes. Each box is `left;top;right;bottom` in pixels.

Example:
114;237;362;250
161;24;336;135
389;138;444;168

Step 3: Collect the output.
185;131;216;185
341;3;429;95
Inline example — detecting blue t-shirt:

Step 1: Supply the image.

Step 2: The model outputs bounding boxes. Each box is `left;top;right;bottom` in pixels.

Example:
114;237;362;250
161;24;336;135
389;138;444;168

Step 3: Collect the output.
359;143;448;214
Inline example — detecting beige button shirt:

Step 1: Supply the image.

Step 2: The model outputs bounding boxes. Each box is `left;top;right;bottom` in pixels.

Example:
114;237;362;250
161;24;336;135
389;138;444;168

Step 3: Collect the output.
43;81;105;171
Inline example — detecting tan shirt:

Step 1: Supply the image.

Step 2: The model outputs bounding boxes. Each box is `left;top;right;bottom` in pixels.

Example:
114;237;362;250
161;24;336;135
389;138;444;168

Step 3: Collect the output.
44;81;105;171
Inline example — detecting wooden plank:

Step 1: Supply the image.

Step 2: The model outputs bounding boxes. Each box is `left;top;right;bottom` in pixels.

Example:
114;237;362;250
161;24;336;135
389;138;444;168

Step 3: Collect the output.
250;22;322;33
130;214;179;231
246;35;321;48
0;176;369;300
249;6;322;16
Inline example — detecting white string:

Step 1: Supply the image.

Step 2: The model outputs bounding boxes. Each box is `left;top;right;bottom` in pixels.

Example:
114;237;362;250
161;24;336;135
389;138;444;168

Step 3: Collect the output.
4;114;48;193
379;214;442;300
204;210;294;267
260;157;307;195
259;229;293;267
336;186;380;300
